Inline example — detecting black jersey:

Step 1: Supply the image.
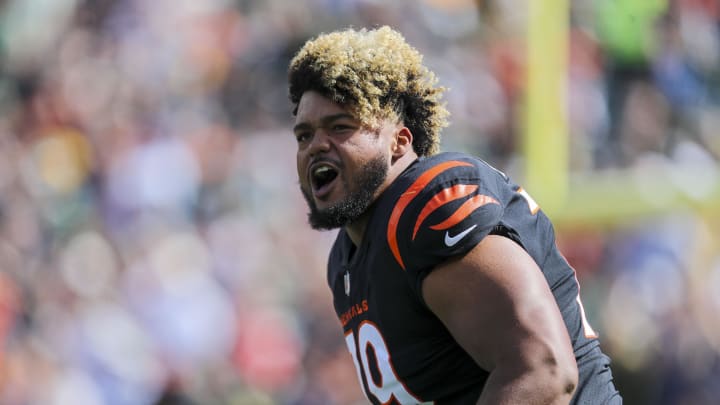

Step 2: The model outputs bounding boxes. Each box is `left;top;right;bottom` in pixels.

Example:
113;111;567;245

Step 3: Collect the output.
327;152;620;404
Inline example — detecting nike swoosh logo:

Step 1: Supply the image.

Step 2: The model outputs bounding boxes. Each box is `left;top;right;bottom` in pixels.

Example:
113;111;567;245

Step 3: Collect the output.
444;224;477;247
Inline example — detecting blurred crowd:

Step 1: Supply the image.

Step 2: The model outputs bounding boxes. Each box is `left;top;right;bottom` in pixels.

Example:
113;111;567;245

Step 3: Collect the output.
0;0;719;404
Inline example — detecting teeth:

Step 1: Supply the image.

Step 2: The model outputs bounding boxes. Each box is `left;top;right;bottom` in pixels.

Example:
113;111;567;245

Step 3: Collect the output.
313;165;332;176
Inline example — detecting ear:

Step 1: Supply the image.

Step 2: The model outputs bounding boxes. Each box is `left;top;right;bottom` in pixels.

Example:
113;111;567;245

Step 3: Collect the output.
391;127;414;159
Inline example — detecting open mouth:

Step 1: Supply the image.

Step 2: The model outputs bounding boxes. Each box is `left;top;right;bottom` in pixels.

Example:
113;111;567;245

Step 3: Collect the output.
310;163;339;198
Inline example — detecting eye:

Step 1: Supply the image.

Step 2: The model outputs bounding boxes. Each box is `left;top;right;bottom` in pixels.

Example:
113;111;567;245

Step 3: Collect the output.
331;124;354;133
295;131;311;143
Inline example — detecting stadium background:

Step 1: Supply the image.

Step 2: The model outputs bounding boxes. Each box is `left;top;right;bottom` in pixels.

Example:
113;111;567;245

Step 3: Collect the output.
0;0;719;404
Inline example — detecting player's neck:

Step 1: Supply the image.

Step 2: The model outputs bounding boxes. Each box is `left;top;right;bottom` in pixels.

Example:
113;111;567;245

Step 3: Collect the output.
345;214;370;247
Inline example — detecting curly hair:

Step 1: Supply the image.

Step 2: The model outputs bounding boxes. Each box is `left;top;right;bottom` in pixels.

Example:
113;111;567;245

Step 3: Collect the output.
288;26;449;156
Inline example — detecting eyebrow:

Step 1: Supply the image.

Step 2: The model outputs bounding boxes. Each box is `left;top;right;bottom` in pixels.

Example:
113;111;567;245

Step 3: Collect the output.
293;113;356;133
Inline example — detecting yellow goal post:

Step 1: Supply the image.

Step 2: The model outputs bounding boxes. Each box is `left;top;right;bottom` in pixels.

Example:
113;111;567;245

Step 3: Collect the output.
524;0;720;228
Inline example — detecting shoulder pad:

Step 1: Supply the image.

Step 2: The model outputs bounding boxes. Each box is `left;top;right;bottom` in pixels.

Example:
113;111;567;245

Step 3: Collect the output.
387;158;503;271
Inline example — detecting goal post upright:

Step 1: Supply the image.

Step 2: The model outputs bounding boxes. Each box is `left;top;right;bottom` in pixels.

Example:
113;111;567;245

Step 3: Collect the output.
524;0;570;216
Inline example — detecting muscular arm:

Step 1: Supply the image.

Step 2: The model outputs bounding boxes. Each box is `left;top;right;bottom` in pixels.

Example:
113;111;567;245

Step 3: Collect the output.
422;235;578;405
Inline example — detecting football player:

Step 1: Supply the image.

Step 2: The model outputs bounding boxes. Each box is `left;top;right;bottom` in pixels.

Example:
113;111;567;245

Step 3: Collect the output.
289;26;621;404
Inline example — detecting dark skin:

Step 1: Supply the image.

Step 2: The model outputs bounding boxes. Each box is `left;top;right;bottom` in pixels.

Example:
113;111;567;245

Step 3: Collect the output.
424;235;578;404
295;91;578;404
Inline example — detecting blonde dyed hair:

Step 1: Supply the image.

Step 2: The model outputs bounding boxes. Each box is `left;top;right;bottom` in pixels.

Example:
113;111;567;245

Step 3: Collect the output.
288;26;449;156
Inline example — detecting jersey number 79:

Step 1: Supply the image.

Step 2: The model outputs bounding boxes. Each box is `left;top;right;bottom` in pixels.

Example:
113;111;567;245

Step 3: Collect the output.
345;321;432;404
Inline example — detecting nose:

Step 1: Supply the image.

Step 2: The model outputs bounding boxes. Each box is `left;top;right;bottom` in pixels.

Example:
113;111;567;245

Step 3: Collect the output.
307;129;331;156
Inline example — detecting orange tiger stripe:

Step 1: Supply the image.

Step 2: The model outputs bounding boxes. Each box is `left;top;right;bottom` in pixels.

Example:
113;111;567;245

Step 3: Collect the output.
429;194;500;231
412;184;478;240
387;161;473;270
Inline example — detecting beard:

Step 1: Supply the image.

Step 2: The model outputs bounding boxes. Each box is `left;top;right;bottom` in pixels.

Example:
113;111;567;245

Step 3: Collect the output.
301;153;388;230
